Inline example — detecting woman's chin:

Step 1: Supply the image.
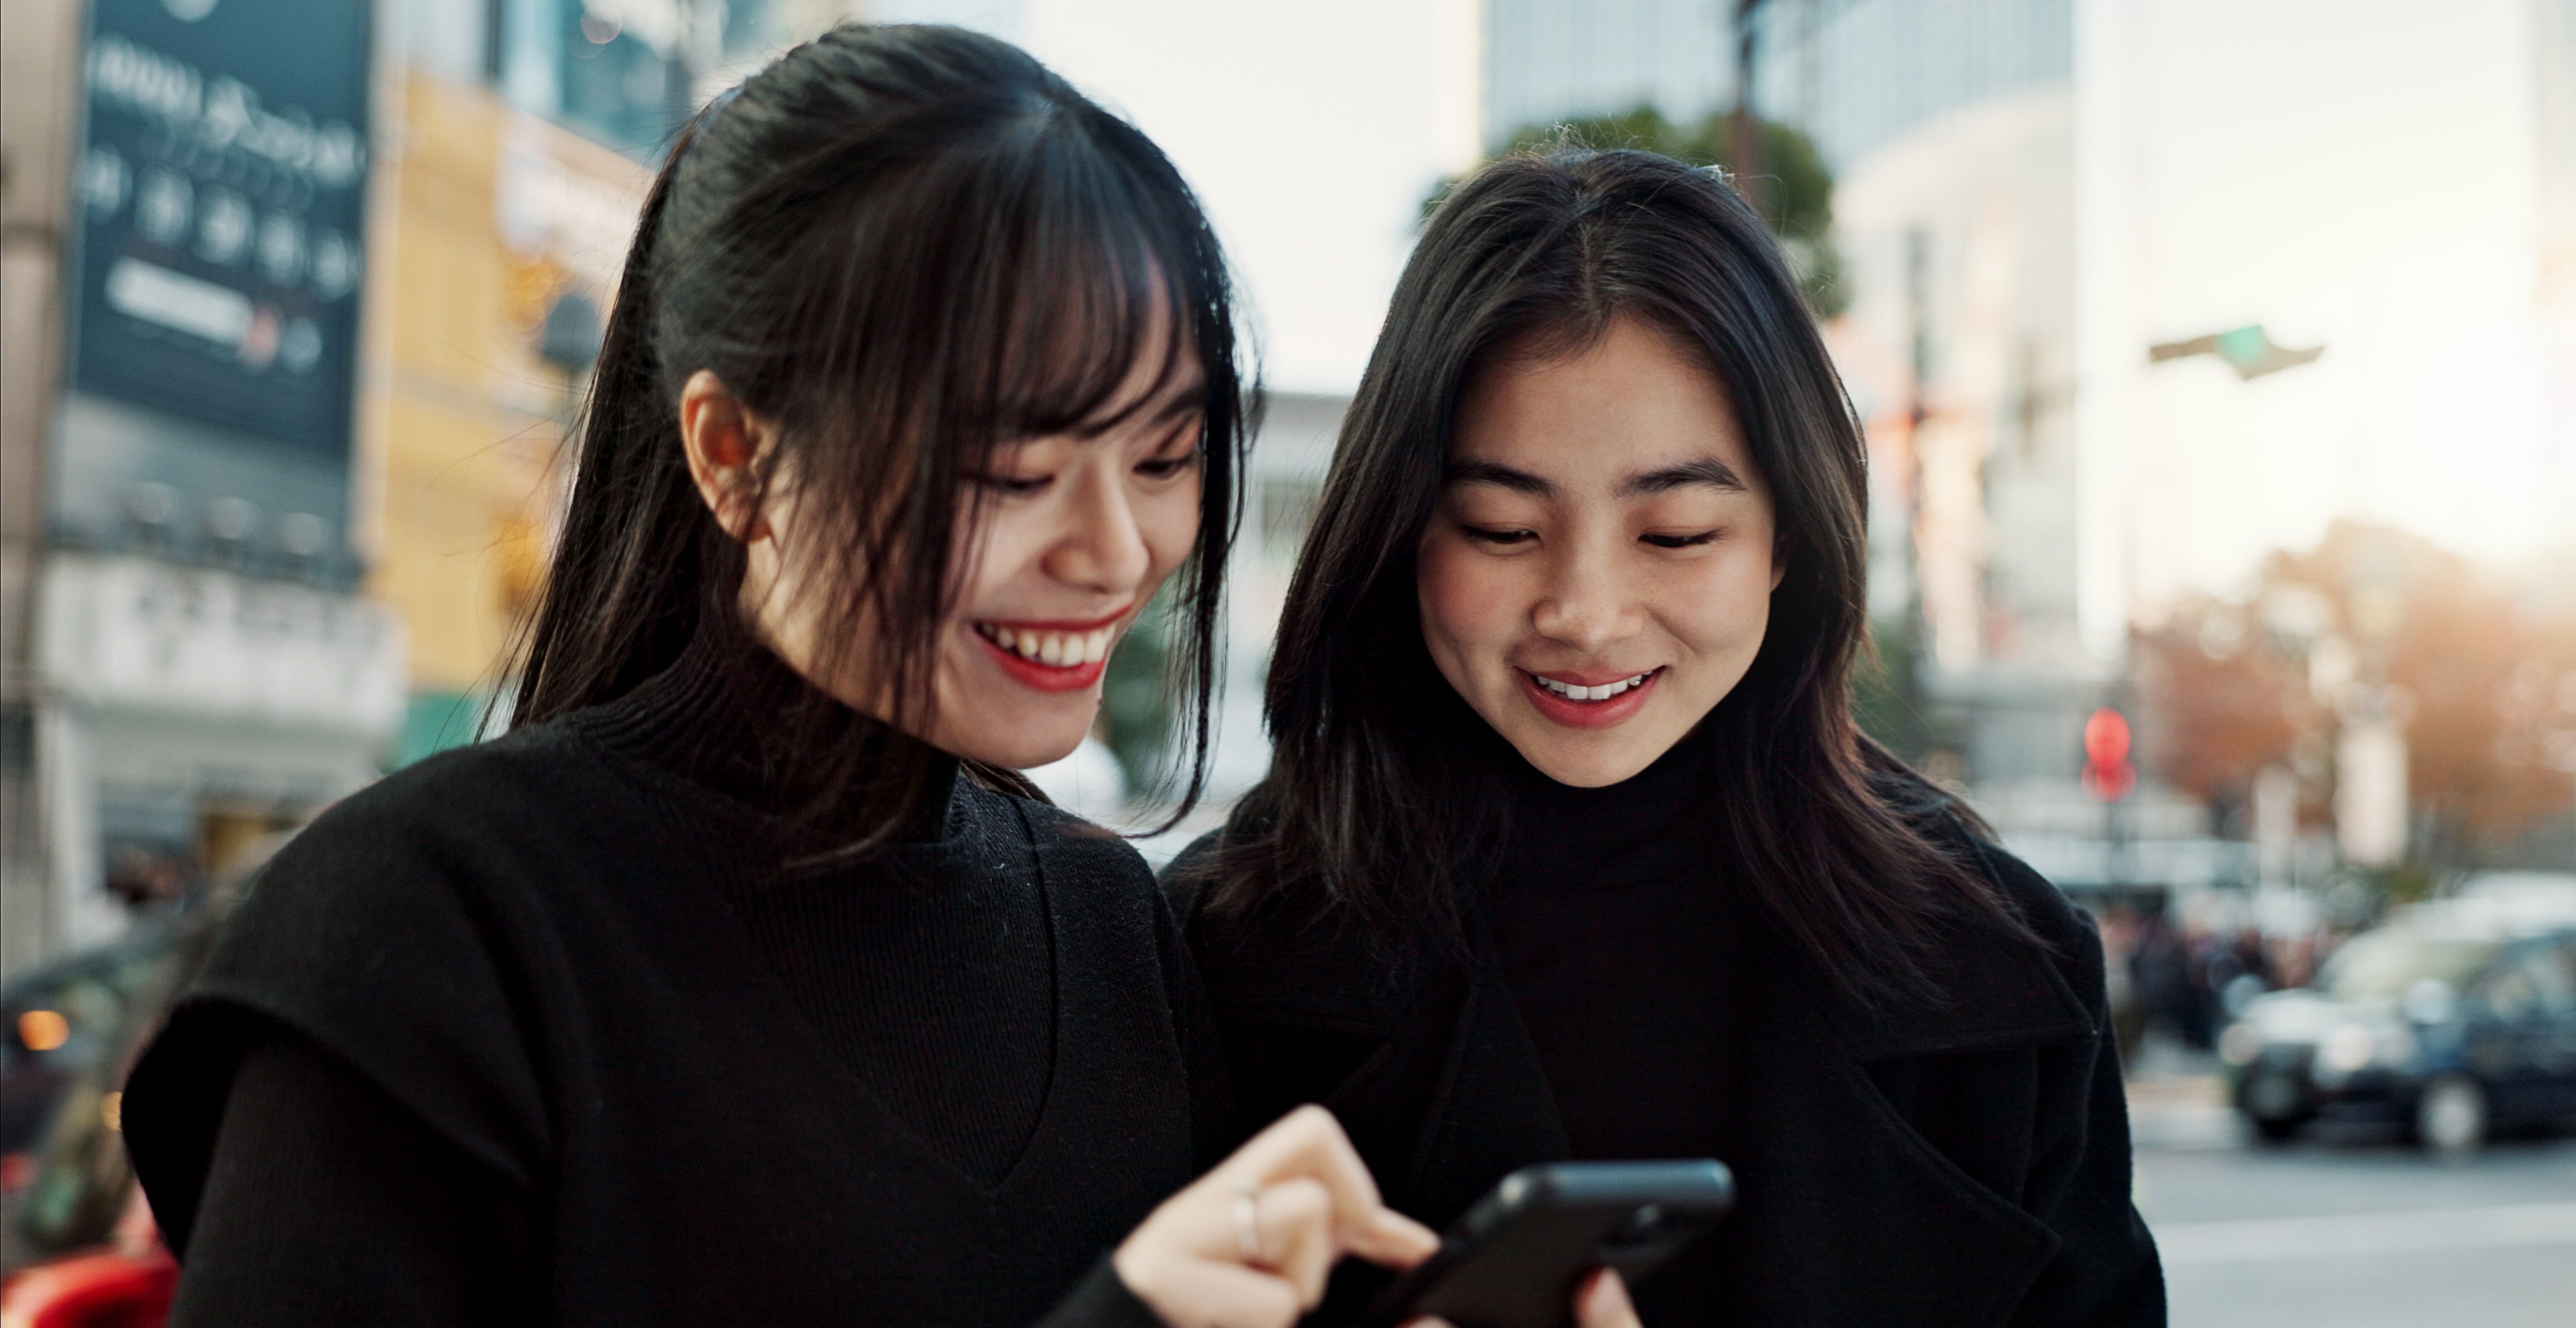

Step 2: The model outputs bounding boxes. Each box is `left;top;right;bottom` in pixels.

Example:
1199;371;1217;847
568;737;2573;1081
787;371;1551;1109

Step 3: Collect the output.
1500;727;1670;788
935;713;1093;774
1524;750;1658;788
1504;712;1679;783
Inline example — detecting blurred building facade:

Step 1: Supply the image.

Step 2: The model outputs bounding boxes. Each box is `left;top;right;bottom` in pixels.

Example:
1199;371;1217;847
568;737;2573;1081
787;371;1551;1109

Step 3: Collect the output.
0;0;835;974
2543;0;2576;551
1763;0;2205;892
3;0;401;972
1758;0;2566;894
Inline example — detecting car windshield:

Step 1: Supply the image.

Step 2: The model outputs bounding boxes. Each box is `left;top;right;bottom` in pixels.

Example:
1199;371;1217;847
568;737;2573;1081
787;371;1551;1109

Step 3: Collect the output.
2317;932;2500;1000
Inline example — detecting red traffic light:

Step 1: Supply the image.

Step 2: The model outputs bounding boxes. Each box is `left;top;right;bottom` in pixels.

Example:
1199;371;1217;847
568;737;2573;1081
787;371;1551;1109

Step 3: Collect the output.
2083;708;2135;802
2083;708;2131;766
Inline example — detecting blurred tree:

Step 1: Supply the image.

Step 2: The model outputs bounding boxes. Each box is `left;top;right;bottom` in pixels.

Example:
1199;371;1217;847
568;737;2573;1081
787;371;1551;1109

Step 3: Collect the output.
1097;586;1177;794
2135;603;2315;811
1427;106;1848;319
1854;614;1946;765
2364;551;2576;865
2140;521;2576;870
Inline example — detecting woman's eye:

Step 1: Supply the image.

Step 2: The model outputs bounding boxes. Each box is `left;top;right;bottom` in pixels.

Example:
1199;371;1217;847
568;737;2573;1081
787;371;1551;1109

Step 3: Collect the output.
1641;530;1719;549
1134;449;1201;480
1462;526;1536;546
974;473;1052;497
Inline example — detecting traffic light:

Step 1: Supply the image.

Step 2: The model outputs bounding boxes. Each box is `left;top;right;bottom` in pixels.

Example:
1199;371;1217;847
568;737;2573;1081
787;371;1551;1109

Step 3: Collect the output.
2083;707;2136;802
2146;324;2324;380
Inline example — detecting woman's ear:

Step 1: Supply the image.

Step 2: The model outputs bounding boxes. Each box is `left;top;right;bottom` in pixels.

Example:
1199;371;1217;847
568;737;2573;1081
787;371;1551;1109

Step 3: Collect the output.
678;369;774;542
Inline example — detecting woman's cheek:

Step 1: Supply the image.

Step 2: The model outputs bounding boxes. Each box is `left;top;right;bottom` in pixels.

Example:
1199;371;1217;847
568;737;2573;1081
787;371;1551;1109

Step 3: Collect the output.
953;508;1038;613
1139;484;1201;583
1697;549;1774;657
1415;543;1470;649
1417;539;1513;669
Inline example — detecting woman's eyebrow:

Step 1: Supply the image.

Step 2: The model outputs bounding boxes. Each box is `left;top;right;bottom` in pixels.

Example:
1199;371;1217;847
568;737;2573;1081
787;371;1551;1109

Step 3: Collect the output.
1152;378;1209;421
1619;457;1746;496
1444;458;1553;496
1067;377;1206;441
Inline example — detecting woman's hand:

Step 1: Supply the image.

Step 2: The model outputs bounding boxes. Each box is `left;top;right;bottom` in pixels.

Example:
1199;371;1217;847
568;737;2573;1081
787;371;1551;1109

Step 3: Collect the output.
1573;1268;1643;1328
1113;1105;1439;1328
1411;1268;1642;1328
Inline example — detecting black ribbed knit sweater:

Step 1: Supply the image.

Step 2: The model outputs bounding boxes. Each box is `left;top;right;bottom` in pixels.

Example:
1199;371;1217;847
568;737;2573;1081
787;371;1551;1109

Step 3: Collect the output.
596;633;1057;1189
126;624;1222;1327
1482;726;1745;1323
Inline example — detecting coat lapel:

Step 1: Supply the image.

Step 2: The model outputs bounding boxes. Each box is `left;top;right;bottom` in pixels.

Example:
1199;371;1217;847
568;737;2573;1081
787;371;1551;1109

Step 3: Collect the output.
1716;908;2094;1326
1387;954;1572;1224
1349;899;2096;1327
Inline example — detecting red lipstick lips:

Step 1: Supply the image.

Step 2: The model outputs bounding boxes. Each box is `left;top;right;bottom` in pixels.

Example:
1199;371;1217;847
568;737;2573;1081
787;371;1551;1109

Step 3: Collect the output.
971;609;1130;695
1518;666;1662;729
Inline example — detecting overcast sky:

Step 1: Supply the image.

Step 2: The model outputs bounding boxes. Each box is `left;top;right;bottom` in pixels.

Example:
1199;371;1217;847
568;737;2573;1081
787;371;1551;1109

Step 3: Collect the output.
2123;0;2569;600
876;0;2571;591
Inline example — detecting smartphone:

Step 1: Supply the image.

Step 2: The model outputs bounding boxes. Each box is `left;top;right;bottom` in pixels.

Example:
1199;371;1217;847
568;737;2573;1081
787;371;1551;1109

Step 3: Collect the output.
1352;1159;1734;1328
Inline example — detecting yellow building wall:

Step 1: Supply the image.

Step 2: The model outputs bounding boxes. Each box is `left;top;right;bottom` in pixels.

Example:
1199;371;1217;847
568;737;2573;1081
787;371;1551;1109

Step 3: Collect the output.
363;70;644;725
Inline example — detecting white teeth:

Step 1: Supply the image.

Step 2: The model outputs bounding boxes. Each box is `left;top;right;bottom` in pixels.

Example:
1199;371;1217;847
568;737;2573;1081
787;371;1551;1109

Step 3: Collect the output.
1536;671;1652;702
978;623;1116;670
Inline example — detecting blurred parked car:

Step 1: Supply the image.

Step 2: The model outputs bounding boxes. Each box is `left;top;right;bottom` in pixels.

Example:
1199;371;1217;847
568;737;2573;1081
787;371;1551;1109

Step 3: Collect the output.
2221;894;2576;1153
1;832;285;1320
1;923;186;1161
0;919;197;1327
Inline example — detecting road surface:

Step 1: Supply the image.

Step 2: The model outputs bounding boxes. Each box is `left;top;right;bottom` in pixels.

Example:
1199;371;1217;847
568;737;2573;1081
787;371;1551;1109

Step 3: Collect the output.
2129;1075;2576;1327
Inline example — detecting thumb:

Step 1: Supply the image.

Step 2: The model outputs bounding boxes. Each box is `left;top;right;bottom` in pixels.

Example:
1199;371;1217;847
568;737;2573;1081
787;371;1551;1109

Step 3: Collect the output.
1576;1268;1642;1328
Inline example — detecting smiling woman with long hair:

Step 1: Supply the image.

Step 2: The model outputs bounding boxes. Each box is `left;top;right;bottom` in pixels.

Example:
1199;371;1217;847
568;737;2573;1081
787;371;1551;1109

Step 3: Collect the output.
120;25;1439;1328
1170;149;2164;1325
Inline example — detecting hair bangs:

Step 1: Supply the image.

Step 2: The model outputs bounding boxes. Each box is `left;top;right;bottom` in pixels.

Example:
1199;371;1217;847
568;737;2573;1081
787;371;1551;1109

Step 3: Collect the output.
973;143;1207;447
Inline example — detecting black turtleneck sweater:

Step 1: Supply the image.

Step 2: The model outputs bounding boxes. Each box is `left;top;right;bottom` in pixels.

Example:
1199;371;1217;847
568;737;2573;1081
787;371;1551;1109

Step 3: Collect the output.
1482;727;1744;1322
126;624;1216;1327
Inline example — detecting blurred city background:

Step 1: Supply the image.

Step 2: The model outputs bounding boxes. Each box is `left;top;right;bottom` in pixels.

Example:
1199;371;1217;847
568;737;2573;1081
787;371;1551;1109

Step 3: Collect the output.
1;1;2571;1322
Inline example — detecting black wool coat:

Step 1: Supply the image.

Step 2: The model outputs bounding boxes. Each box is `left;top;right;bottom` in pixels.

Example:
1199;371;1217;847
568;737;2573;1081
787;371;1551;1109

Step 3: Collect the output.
1166;829;2165;1327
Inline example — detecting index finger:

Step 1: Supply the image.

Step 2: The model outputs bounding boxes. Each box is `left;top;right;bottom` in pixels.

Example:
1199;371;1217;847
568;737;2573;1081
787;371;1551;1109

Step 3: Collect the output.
1218;1106;1438;1265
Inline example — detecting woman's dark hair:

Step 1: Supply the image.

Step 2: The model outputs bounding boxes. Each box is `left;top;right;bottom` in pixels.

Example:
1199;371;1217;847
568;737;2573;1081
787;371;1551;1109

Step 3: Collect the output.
508;25;1248;850
1203;148;2022;1004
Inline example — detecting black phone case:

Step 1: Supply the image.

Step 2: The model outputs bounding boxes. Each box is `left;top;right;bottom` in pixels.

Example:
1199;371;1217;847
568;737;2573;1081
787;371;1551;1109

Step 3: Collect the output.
1353;1160;1735;1328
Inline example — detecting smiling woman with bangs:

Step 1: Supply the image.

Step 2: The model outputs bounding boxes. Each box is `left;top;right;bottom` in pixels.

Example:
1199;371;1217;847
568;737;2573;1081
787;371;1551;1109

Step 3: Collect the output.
118;25;1440;1328
1170;149;2166;1325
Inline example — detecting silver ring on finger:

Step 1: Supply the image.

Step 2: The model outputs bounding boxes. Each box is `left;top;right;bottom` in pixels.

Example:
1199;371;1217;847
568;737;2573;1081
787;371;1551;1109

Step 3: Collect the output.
1233;1181;1263;1262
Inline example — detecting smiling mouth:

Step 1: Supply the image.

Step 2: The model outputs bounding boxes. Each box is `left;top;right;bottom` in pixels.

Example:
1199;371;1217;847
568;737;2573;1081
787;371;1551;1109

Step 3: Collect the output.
972;620;1117;669
1529;668;1661;703
968;609;1131;695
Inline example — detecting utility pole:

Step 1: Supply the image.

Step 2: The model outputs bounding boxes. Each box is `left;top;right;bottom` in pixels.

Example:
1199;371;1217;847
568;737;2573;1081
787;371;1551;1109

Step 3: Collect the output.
0;0;82;978
1731;0;1769;218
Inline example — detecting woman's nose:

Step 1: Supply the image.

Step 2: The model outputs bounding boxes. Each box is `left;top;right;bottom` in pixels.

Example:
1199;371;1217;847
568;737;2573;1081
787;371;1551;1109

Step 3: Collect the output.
1044;462;1152;593
1530;545;1641;652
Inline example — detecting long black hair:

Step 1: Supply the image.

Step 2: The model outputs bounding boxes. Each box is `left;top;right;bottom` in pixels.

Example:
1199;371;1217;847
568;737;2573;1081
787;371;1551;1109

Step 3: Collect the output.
1202;148;2022;1004
509;25;1249;849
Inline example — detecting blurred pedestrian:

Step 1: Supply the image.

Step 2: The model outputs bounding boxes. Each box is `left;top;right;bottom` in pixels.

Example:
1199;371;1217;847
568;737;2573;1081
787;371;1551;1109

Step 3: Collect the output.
118;25;1460;1328
1169;149;2163;1323
2129;909;2194;1047
2208;927;2274;1019
2179;921;2221;1048
2099;903;2149;1066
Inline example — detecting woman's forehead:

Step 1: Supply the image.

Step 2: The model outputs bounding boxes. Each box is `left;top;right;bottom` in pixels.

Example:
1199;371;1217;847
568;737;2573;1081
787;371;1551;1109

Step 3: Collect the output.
1451;318;1758;493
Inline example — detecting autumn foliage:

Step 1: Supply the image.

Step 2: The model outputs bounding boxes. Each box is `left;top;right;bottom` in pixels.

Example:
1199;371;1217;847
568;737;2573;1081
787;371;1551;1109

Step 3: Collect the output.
2138;523;2576;867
